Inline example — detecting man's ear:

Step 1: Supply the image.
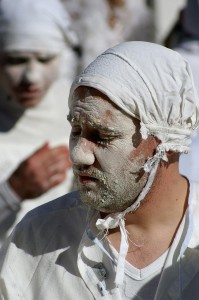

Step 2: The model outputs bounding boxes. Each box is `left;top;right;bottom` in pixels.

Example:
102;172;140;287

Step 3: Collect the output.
166;151;180;163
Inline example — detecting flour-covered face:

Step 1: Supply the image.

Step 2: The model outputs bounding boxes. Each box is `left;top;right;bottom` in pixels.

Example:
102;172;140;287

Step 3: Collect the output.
0;51;60;108
69;87;156;213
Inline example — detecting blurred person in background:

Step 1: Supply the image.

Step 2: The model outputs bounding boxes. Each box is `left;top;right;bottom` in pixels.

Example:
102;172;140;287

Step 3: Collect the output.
63;0;154;70
165;0;199;183
0;0;80;245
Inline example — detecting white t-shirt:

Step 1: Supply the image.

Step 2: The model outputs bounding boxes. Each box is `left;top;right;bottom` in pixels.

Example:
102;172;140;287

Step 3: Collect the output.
123;250;168;300
108;216;185;300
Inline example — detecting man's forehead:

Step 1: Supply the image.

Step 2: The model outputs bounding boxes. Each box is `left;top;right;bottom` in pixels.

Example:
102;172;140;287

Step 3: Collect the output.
72;86;128;117
70;89;116;126
70;85;141;127
73;86;110;102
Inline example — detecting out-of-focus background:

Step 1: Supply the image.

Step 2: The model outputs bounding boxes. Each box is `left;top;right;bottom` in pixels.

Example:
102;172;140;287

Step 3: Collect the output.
149;0;186;44
62;0;187;64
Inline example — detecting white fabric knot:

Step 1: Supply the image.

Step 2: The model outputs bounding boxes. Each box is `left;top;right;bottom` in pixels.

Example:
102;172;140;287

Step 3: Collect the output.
144;144;168;173
96;213;122;231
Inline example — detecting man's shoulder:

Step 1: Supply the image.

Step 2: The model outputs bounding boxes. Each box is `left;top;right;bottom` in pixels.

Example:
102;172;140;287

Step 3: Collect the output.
10;191;90;255
0;191;91;294
18;190;88;230
23;190;84;220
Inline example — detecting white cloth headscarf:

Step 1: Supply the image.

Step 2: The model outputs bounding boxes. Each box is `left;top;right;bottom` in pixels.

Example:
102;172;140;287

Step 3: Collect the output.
0;0;79;54
69;41;199;285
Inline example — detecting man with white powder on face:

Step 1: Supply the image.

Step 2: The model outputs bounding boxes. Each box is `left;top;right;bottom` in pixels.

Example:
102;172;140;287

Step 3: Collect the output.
0;41;199;300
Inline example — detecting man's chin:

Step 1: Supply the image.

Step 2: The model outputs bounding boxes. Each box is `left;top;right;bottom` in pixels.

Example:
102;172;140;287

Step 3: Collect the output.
79;189;123;213
79;188;137;214
80;189;108;211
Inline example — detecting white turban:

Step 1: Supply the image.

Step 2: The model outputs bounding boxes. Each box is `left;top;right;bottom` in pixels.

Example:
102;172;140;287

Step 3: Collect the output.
69;41;199;285
0;0;79;54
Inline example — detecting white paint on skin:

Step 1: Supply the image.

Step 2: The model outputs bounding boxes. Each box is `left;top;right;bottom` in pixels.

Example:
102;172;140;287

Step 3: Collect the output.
0;51;60;107
69;87;151;213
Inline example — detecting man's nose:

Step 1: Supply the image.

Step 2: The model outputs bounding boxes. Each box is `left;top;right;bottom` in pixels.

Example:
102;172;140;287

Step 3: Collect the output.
70;138;95;166
23;60;42;84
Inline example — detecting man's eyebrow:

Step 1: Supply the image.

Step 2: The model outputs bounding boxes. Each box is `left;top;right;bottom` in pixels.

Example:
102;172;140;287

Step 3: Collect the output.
67;113;120;134
91;122;119;133
86;120;121;134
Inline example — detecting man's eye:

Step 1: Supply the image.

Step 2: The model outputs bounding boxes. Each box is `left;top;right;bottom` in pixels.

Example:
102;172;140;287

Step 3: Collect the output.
96;139;111;146
96;135;113;146
3;57;28;65
38;56;56;64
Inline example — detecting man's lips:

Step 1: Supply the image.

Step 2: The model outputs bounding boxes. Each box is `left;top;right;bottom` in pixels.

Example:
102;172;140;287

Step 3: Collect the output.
77;172;98;184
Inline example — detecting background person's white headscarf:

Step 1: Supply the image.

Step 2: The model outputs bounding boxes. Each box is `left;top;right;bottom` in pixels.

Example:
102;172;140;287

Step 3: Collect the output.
69;41;199;285
0;0;79;54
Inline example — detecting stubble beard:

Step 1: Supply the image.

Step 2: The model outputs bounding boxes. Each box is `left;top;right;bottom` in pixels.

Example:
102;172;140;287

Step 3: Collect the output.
78;168;147;213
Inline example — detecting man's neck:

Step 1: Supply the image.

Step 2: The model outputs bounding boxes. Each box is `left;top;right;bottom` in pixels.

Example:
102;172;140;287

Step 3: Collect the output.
107;162;189;268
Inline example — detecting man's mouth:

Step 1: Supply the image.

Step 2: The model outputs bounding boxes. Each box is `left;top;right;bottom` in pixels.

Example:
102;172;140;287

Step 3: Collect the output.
77;172;98;185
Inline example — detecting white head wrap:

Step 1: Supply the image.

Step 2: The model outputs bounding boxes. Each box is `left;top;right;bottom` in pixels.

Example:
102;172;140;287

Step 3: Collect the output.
69;41;199;285
0;0;79;54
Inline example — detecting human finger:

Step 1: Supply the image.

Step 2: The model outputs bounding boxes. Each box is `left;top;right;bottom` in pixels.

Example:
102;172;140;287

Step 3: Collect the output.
42;146;71;168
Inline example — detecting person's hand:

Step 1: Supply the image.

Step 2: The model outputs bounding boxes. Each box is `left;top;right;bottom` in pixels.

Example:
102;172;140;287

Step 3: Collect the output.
9;143;71;200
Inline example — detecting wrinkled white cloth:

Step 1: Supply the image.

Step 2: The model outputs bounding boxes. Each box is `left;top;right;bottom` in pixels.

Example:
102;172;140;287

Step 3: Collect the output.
0;0;79;54
69;41;199;285
70;41;199;149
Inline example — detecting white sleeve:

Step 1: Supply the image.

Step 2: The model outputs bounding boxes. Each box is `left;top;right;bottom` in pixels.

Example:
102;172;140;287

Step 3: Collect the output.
0;181;21;224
